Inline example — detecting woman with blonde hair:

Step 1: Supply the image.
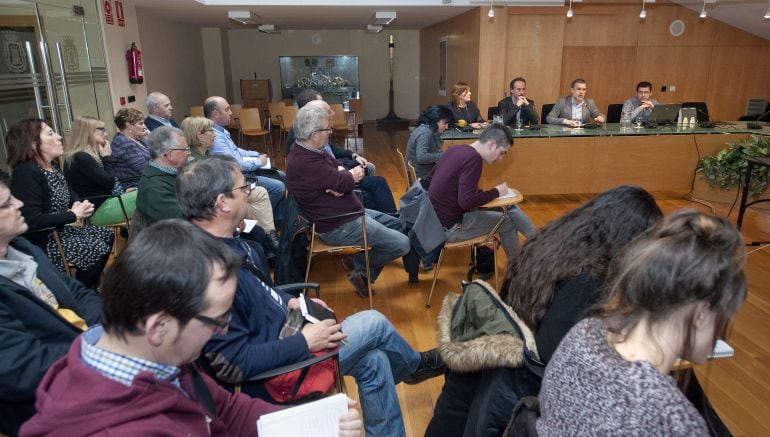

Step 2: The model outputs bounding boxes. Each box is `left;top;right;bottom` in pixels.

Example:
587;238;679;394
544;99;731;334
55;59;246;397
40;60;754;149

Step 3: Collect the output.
447;82;487;130
111;107;149;187
63;117;122;207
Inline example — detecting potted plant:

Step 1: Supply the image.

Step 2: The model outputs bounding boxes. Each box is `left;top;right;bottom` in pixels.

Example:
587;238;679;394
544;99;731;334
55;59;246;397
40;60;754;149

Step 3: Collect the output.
697;135;769;198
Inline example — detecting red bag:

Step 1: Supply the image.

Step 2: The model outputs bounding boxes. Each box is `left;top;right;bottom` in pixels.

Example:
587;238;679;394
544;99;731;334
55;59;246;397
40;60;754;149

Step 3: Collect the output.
264;350;337;403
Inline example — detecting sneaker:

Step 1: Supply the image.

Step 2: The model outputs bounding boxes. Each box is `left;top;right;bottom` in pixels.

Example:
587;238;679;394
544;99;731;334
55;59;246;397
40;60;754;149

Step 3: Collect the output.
403;348;445;385
341;255;356;275
348;271;373;298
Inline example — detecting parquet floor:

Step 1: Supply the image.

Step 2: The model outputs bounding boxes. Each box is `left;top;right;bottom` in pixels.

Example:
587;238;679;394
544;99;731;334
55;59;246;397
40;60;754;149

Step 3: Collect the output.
281;124;770;437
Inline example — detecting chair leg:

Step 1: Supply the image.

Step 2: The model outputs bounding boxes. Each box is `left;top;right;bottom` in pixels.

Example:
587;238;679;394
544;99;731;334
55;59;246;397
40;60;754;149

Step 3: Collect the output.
305;231;316;283
425;247;447;309
361;216;372;309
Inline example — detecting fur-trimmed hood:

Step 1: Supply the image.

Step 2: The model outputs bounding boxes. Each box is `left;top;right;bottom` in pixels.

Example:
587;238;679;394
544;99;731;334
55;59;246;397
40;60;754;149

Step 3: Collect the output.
437;280;539;373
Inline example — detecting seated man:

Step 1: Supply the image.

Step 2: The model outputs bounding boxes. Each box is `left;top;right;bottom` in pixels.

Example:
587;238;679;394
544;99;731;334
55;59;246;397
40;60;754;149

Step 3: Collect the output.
205;96;285;216
144;91;179;131
285;89;397;214
622;81;659;124
0;170;102;436
135;126;190;225
429;124;536;258
176;156;443;437
286;105;411;296
497;77;539;127
546;78;606;126
21;219;362;436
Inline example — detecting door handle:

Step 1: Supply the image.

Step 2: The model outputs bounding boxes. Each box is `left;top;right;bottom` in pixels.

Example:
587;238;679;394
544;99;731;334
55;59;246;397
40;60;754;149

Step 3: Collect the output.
39;41;61;133
55;42;73;131
24;41;45;120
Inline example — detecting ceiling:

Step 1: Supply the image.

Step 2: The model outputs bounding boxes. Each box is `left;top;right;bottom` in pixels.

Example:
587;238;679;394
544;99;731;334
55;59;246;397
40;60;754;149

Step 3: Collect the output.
129;0;770;40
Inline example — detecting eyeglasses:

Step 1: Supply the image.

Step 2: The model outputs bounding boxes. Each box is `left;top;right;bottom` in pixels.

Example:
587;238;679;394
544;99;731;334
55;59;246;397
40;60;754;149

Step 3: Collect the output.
169;147;191;153
312;128;333;134
232;181;257;195
194;310;232;334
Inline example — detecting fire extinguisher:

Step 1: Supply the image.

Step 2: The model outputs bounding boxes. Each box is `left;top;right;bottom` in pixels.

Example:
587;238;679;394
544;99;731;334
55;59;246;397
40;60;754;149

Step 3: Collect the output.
126;42;143;84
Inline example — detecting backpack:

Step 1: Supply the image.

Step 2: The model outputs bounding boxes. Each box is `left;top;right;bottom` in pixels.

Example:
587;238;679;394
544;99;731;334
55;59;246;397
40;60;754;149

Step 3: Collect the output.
467;244;496;281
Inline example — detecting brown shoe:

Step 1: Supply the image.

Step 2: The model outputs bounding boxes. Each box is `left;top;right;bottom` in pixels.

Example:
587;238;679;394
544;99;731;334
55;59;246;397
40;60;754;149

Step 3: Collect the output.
348;271;373;298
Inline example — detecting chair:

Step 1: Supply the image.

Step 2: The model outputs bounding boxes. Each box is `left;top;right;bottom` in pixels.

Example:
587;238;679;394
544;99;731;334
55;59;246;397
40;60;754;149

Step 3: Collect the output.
127;208;150;246
229;104;243;133
24;226;75;277
407;161;417;187
541;103;554;124
606;104;624;124
739;102;770;121
238;108;271;154
87;191;137;258
681;101;709;121
267;101;286;147
348;98;363;136
487;106;500;122
425;236;499;309
190;105;204;117
280;105;299;149
330;103;358;151
305;209;373;308
395;148;414;186
745;98;768;117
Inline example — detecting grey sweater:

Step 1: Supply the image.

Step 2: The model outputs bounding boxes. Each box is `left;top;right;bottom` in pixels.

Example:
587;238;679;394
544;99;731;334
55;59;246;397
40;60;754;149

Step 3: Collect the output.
537;318;709;436
406;124;443;179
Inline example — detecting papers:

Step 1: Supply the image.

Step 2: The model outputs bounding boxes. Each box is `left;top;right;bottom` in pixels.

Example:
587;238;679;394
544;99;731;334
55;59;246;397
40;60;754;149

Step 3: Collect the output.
243;155;272;169
708;339;734;359
257;393;348;437
241;219;258;233
498;188;518;200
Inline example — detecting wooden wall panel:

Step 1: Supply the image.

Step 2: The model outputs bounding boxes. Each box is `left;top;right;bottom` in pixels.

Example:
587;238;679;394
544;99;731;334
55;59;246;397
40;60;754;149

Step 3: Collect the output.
477;10;510;116
637;5;717;47
706;46;770;120
634;46;713;104
560;47;637;112
563;9;640;47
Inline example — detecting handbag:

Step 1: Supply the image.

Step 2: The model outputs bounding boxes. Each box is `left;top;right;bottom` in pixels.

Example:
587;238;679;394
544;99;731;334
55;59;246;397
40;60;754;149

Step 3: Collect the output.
90;191;137;226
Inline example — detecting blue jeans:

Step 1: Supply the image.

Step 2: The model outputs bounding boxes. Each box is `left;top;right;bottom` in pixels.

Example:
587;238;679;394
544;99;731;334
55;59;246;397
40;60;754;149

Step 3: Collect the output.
340;310;421;437
318;209;410;281
445;205;537;258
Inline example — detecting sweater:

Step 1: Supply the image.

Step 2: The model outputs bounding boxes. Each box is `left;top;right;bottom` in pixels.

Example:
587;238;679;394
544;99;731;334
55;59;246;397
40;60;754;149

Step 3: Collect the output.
285;142;361;233
63;152;117;208
537;318;709;436
405;124;443;179
428;145;498;228
136;164;179;225
109;133;150;187
447;101;484;125
20;336;280;436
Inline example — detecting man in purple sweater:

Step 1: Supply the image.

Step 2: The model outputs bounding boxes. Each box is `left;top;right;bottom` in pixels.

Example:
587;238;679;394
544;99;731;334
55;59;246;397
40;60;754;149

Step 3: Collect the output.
286;105;411;297
428;124;536;257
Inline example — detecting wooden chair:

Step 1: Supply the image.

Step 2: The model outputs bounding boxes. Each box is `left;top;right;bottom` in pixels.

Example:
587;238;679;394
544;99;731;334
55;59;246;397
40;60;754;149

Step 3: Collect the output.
229;103;243;133
305;209;373;308
395;148;413;187
24;227;75;277
348;98;363;135
329;103;358;151
238;108;271;154
267;101;286;149
407;160;417;186
87;192;137;258
190;105;204;117
280;105;299;149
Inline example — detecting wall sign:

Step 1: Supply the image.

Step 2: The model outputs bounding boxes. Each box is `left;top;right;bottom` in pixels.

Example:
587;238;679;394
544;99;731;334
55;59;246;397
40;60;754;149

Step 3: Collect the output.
104;0;113;25
115;1;125;27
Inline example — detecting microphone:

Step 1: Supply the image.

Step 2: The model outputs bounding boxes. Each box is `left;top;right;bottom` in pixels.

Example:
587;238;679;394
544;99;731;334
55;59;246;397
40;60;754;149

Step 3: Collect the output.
746;108;770;129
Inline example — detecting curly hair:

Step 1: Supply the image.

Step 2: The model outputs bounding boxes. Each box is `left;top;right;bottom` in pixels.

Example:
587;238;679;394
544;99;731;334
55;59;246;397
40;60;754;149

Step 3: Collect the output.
415;105;454;131
501;185;662;330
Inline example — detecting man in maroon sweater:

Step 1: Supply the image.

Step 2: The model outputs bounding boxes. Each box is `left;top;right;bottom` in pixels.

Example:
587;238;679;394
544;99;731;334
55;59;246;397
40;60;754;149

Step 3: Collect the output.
286;105;410;297
428;124;536;258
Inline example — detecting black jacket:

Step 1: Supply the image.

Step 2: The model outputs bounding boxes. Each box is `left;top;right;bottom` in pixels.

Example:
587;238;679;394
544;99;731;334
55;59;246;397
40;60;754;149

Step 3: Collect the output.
0;237;101;435
497;96;539;126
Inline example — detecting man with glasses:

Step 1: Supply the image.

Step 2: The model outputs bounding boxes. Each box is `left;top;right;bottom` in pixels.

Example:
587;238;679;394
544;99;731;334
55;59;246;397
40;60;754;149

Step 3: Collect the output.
622;81;658;124
0;170;102;435
286;105;412;297
135;126;191;225
20;219;363;436
177;156;443;437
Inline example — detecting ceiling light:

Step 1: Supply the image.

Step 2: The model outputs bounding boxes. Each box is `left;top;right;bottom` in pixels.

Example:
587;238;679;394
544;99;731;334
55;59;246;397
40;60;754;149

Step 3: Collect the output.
227;11;259;26
699;0;707;18
258;24;280;34
488;0;495;17
372;12;396;26
566;0;573;17
765;0;770;19
365;24;383;33
639;0;646;19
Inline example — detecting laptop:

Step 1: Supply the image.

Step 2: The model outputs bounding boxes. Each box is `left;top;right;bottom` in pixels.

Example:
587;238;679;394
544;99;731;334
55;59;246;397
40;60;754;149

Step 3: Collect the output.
648;103;682;124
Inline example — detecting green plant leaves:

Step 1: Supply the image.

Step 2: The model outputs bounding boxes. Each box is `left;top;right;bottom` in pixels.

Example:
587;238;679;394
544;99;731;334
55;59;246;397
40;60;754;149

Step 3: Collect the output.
697;135;769;198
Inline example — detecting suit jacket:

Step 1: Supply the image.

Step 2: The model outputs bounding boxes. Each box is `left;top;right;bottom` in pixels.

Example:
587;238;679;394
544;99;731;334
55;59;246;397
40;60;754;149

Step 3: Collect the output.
144;116;179;132
497;97;539;126
546;96;604;125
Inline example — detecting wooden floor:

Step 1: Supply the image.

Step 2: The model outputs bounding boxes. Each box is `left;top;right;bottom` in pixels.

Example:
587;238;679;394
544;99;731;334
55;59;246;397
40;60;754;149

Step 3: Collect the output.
277;124;770;437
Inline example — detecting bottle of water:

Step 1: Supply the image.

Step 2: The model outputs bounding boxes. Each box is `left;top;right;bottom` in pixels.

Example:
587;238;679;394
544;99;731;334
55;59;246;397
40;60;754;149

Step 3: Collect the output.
621;112;631;130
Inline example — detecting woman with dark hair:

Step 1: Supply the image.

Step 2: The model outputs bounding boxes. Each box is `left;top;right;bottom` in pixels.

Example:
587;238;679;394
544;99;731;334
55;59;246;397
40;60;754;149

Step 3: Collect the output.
6;119;113;288
405;105;454;179
426;185;662;437
538;210;746;435
446;82;488;130
110;107;150;188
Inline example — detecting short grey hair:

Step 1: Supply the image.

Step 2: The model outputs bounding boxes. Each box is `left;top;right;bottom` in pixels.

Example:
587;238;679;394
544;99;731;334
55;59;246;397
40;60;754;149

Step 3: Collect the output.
148;126;184;159
294;105;328;142
177;156;241;221
145;92;166;113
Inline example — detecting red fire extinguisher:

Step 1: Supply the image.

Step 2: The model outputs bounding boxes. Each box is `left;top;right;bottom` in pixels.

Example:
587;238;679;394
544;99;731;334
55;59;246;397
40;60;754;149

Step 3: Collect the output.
126;42;143;84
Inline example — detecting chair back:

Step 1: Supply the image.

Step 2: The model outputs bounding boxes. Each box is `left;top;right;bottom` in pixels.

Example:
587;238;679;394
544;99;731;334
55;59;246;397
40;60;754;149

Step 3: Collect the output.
681;101;709;121
229;104;243;129
746;98;769;117
281;105;298;132
407;160;417;185
487;106;500;121
190;105;204;117
239;108;264;133
348;99;363;126
395;148;413;186
541;103;554;123
329;103;347;126
268;101;286;128
606;103;624;124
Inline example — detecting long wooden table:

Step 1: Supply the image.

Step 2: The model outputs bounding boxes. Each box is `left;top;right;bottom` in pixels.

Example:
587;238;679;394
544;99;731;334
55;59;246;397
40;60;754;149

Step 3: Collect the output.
441;122;768;195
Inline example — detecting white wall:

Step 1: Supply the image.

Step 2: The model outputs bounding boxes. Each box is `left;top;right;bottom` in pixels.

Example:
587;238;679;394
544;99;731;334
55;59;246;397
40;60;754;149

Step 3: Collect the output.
222;29;421;121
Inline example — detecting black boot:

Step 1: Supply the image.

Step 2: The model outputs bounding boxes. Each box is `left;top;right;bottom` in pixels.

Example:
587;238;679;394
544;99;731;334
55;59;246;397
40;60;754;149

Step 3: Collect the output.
403;348;445;385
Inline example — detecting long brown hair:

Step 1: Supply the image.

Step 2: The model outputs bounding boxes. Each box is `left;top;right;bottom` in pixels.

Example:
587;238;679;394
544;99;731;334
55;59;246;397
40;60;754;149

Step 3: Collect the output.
451;82;471;108
5;118;49;168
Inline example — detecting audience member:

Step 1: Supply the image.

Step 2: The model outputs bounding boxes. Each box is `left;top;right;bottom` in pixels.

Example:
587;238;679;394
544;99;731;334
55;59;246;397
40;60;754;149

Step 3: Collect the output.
286;105;410;297
19;219;362;436
144;92;179;131
135;126;189;225
446;82;488;129
497;77;539;127
0;170;101;436
547;78;606;126
6;119;112;289
622;81;659;124
178;156;443;437
428;124;536;258
537;210;746;435
406;105;454;180
110;108;150;188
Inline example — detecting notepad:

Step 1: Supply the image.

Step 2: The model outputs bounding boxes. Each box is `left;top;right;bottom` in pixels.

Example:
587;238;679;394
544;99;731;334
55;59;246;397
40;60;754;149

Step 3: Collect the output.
498;188;518;200
243;156;271;169
257;393;348;437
